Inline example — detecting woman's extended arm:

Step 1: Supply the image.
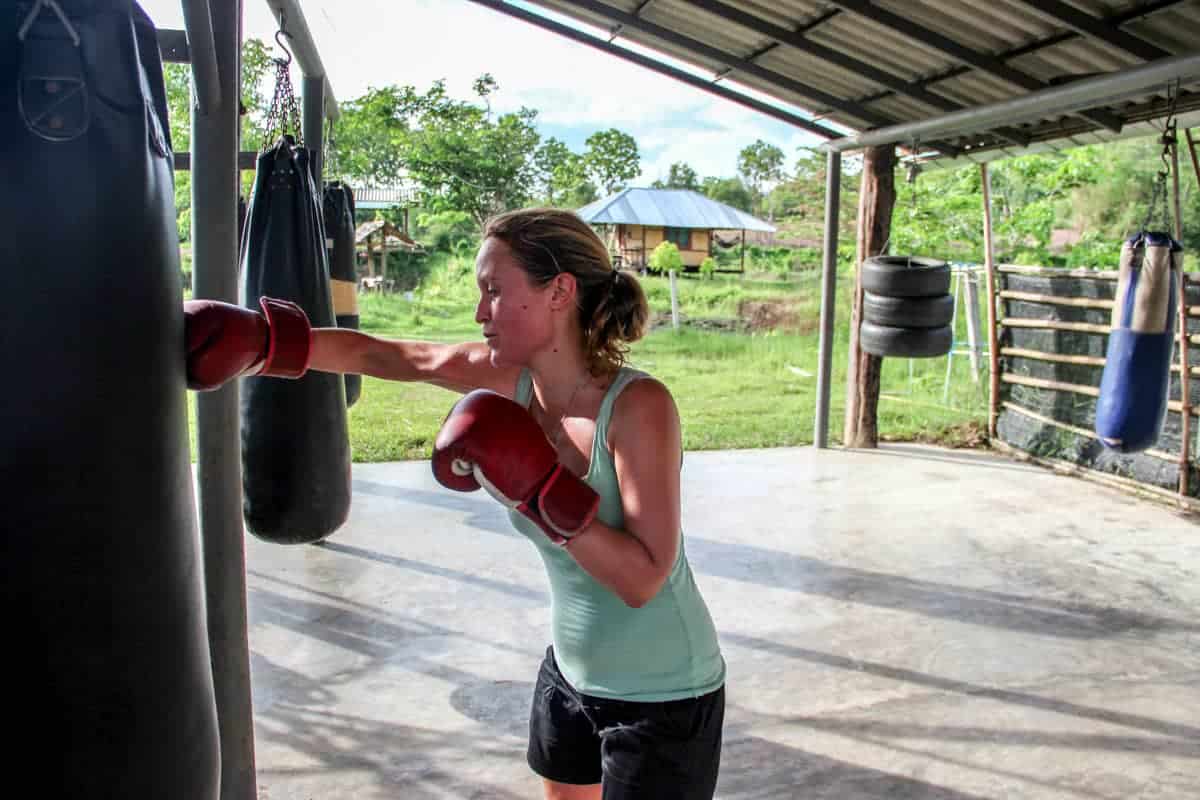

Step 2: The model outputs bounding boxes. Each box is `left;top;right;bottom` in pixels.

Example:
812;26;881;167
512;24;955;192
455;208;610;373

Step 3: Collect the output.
308;328;520;396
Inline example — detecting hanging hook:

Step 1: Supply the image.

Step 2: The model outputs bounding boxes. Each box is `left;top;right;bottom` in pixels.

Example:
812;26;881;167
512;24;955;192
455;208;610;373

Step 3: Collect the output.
274;11;294;67
1158;79;1179;179
274;30;294;67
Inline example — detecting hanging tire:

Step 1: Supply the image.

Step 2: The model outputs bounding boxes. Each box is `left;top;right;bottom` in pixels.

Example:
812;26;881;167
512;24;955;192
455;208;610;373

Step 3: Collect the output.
862;255;950;298
863;291;954;328
860;320;953;358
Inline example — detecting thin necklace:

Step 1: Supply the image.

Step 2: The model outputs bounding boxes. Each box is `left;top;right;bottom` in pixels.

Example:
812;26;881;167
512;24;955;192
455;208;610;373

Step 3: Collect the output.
545;372;592;449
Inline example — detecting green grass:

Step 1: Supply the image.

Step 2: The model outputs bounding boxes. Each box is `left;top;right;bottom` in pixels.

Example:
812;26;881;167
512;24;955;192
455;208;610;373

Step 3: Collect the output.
187;257;989;461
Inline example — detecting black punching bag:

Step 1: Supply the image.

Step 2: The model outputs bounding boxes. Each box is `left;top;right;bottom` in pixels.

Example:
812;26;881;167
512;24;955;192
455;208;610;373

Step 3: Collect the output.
0;3;219;797
242;136;351;543
323;180;361;407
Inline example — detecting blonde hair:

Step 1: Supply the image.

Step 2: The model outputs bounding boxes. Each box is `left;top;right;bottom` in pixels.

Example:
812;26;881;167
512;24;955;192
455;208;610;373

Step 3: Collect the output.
483;208;649;375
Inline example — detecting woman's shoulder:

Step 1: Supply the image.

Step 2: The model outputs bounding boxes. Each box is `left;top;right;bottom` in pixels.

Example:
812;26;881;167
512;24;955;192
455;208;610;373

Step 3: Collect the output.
608;371;678;439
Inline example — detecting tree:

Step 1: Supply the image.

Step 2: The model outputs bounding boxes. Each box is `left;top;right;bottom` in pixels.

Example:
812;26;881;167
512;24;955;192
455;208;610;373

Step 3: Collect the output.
658;161;699;190
473;72;499;120
700;176;753;213
162;38;274;240
584;128;640;195
737;139;785;211
333;77;542;226
334;85;418;189
238;38;275;152
534;137;594;207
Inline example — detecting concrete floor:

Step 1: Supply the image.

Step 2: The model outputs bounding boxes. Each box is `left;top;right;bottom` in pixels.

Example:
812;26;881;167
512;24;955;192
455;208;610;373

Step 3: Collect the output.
243;444;1200;799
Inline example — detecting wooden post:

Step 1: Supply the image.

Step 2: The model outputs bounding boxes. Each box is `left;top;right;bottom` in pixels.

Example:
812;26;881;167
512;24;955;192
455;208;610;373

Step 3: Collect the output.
981;162;1001;440
1174;136;1190;496
1186;128;1199;185
963;271;983;379
740;229;746;272
669;270;680;330
843;145;897;448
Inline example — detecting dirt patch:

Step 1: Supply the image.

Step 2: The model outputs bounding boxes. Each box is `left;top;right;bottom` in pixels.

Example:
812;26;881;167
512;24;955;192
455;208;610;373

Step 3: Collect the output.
648;298;816;334
649;312;744;333
882;419;990;449
738;299;816;334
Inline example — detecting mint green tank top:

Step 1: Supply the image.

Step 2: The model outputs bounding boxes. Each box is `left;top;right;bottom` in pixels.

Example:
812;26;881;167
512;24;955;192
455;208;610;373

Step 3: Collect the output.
509;367;726;701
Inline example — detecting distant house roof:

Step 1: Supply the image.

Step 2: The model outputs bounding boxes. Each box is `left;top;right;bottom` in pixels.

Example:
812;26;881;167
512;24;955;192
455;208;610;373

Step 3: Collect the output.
577;188;775;233
355;220;421;251
352;185;419;210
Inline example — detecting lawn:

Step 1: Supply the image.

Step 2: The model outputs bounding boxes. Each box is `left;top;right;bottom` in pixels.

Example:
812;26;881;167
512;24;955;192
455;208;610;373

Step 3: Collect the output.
188;256;989;461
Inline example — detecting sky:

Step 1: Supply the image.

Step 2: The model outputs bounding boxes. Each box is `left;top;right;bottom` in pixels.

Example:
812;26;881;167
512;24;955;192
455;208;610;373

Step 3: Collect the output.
139;0;834;186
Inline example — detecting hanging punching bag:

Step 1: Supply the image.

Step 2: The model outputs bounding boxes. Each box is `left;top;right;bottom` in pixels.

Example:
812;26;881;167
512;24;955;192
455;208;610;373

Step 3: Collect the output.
242;134;351;544
1095;231;1181;453
323;180;361;407
0;3;219;797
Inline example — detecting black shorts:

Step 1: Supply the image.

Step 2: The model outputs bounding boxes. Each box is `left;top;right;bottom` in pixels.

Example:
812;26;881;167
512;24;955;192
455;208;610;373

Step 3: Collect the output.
527;646;724;800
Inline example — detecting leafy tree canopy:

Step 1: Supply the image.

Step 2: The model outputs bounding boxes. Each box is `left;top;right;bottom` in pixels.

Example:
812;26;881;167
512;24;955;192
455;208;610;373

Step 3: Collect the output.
584;128;641;195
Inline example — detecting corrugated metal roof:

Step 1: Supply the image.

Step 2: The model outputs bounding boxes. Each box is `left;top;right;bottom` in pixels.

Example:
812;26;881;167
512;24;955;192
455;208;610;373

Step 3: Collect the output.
352;184;419;209
577;188;777;231
476;0;1200;162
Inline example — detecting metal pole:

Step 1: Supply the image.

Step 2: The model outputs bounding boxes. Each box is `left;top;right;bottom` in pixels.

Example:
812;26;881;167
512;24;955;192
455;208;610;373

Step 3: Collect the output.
180;0;221;114
814;150;841;449
825;52;1200;153
981;162;1001;441
192;1;257;798
302;75;324;184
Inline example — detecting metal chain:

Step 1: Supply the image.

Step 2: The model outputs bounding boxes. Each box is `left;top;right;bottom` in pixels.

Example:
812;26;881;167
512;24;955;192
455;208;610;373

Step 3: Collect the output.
1141;170;1167;233
324;116;339;180
261;57;301;151
1141;80;1179;233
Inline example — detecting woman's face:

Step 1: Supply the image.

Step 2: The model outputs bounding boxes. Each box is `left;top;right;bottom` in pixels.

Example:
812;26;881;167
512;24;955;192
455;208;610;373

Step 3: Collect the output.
475;237;556;367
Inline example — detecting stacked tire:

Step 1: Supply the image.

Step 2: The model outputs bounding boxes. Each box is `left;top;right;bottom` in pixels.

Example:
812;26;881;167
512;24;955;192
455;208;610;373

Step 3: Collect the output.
859;256;954;358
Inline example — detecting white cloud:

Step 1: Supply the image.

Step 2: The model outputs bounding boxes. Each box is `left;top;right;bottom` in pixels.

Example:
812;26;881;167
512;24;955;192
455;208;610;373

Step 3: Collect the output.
139;0;833;181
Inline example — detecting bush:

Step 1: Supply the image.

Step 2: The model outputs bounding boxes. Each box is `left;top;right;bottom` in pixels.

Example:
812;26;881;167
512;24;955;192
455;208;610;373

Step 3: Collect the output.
1064;231;1123;270
648;241;683;274
699;256;716;280
415;209;478;253
747;245;793;276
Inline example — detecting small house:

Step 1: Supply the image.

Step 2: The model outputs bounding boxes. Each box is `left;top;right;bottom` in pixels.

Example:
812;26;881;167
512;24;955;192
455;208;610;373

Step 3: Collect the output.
577;188;775;271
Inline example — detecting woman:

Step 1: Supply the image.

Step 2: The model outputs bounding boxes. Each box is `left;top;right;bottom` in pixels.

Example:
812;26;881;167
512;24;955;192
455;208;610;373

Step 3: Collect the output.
185;208;726;799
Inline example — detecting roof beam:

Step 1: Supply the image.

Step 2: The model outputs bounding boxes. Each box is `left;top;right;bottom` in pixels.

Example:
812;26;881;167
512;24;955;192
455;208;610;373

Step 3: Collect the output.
607;0;654;42
684;0;1028;147
1009;0;1171;62
856;0;1186;106
688;0;960;113
549;0;900;129
828;0;1125;132
826;50;1200;152
464;0;842;139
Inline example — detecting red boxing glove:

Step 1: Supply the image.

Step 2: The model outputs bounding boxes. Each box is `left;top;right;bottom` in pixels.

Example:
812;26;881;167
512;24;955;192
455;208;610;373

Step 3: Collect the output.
184;297;312;391
432;389;599;543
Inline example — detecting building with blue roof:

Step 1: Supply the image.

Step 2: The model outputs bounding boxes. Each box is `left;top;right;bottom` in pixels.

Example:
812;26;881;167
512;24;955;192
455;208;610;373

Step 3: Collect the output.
577;188;775;271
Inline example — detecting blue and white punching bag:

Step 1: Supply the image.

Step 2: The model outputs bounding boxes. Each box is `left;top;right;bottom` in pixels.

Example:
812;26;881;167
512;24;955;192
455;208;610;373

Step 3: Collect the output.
1095;231;1182;453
